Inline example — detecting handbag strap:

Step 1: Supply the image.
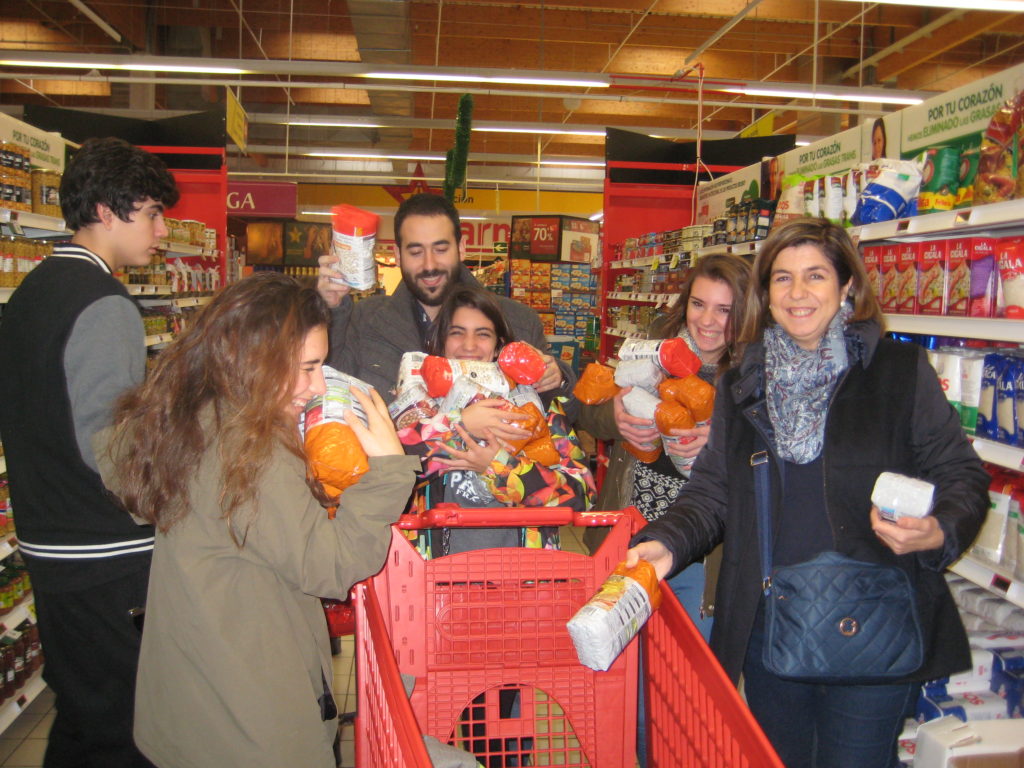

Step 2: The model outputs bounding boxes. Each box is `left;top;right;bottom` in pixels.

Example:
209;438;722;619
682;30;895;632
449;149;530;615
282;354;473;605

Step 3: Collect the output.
751;432;783;597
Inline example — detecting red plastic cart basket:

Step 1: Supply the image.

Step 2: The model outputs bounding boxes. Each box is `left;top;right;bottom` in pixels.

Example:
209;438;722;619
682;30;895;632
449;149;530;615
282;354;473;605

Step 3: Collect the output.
353;505;782;768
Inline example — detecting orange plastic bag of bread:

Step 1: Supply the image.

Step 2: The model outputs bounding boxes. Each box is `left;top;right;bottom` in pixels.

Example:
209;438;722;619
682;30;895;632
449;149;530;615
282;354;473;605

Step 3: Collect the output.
502;401;561;466
621;387;662;463
573;362;620;405
497;341;546;386
671;374;716;423
302;366;372;511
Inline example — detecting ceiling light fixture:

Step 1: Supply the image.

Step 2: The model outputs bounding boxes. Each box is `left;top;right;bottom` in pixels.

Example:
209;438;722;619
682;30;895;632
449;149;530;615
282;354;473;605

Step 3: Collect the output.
364;72;609;89
305;151;446;161
0;58;247;74
722;85;922;105
589;211;604;221
831;0;1024;10
282;120;384;128
536;159;606;167
474;125;606;137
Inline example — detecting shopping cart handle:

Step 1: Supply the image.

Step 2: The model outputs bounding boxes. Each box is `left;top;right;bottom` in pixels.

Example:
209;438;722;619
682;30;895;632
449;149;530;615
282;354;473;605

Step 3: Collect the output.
396;505;637;529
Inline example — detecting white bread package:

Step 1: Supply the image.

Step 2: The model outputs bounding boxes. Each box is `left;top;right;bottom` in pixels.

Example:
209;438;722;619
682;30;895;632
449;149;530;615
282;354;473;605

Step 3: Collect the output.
567;560;662;672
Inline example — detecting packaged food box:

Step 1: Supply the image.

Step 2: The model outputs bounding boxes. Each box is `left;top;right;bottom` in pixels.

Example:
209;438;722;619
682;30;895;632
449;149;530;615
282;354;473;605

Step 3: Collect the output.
918;240;948;315
863;245;881;303
957;238;998;317
996;237;1024;319
896;242;921;314
879;244;901;313
946;238;971;317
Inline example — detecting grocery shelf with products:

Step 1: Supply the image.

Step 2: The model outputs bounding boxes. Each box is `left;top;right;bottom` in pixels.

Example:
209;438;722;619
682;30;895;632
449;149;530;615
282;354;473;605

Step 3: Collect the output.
855;211;1024;627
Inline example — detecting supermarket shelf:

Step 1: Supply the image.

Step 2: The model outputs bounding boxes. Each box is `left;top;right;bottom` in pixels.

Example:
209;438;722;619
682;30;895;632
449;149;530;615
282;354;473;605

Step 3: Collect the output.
0;598;35;634
0;207;69;238
852;198;1024;243
0;536;17;560
606;291;676;305
145;332;175;347
609;257;663;270
603;327;645;339
158;241;214;258
139;295;213;309
174;295;212;308
950;554;1024;610
0;667;46;737
883;314;1023;344
970;438;1024;473
127;284;172;297
695;240;764;259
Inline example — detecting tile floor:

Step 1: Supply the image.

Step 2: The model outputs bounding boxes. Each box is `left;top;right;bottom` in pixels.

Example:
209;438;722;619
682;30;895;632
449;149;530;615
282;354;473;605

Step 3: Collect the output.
0;525;592;767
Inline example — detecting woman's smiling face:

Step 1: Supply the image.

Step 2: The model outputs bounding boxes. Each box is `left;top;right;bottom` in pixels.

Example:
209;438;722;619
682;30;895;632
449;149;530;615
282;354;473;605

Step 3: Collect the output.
768;244;850;351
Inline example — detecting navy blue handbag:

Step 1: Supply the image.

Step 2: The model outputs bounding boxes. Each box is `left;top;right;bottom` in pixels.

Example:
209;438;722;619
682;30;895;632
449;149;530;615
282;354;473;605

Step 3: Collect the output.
751;448;924;683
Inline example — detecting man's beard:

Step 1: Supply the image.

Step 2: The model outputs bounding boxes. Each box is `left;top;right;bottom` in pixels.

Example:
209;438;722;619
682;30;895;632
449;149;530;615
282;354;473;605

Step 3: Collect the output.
403;264;459;306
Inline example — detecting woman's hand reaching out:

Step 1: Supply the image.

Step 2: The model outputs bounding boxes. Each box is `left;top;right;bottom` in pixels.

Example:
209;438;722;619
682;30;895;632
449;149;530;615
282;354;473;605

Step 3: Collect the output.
613;387;659;451
461;399;531;443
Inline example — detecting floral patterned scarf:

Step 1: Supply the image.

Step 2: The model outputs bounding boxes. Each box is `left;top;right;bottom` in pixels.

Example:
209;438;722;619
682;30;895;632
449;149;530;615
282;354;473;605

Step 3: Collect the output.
764;303;852;464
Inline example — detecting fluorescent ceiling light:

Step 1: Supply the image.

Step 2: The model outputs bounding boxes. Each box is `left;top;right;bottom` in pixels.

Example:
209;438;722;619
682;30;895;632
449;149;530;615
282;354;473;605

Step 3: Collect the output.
305;151;446;161
831;0;1024;9
283;120;383;128
475;126;605;137
300;210;332;216
365;72;608;88
722;86;921;105
589;211;604;221
537;159;605;167
795;140;811;147
0;59;247;74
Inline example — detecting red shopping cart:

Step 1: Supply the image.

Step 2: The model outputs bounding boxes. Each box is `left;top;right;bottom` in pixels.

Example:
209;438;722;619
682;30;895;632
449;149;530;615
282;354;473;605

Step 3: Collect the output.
353;505;782;768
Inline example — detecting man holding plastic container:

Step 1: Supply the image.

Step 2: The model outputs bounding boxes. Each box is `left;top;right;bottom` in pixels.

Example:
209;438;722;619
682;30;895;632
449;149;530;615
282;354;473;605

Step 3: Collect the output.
317;193;576;408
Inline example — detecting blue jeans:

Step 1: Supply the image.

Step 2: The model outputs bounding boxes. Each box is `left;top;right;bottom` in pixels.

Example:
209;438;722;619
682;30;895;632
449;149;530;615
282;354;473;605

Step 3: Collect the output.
743;620;919;768
636;561;712;767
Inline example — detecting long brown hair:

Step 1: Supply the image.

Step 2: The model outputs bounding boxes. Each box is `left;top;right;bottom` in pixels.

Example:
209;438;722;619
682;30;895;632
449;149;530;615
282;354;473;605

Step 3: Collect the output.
659;251;751;372
108;272;331;536
426;286;515;357
739;217;884;345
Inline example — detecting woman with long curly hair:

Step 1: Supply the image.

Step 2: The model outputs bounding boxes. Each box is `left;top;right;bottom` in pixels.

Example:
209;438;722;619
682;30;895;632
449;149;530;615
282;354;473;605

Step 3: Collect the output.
97;272;420;767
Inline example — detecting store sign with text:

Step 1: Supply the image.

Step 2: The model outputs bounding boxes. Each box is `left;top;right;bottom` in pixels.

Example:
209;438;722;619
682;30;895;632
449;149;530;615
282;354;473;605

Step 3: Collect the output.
226;181;297;218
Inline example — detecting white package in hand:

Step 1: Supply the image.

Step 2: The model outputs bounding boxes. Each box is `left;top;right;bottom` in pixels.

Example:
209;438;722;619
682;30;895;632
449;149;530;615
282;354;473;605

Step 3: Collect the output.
871;472;935;522
614;358;664;392
567;561;661;672
621;387;660;421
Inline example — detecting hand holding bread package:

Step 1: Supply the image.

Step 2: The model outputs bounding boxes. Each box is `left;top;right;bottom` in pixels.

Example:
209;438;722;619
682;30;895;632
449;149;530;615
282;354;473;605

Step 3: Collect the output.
301;366;374;510
567;559;663;672
573;338;715;474
329;204;379;291
390;350;559;471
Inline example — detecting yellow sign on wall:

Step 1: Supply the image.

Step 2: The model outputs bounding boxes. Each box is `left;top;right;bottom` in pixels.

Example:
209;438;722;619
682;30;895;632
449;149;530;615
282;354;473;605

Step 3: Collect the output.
226;88;249;153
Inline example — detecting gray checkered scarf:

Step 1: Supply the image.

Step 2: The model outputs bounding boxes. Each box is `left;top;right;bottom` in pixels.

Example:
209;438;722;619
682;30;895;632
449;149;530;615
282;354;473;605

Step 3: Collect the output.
764;303;852;464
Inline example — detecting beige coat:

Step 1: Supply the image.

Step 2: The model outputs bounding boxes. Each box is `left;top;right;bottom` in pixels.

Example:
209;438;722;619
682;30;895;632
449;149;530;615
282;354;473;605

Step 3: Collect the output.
99;435;419;768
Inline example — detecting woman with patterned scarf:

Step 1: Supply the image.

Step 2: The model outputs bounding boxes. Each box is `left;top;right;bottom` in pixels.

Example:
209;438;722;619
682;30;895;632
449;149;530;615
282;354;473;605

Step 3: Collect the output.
627;218;988;768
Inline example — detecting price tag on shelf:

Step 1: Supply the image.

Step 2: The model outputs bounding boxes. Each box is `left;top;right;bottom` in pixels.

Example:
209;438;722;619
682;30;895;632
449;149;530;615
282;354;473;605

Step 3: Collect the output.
649;255;659;271
669;252;679;269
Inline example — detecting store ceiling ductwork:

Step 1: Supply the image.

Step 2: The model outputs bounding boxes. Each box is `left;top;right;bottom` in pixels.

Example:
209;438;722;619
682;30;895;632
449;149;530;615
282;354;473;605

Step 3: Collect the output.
2;0;1022;191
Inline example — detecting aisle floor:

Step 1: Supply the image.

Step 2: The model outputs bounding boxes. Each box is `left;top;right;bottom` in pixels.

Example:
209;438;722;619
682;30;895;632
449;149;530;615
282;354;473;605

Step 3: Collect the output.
0;524;592;767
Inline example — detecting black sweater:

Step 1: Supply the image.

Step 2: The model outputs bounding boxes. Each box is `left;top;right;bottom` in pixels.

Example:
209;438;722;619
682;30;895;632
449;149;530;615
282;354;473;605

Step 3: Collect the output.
0;250;153;590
